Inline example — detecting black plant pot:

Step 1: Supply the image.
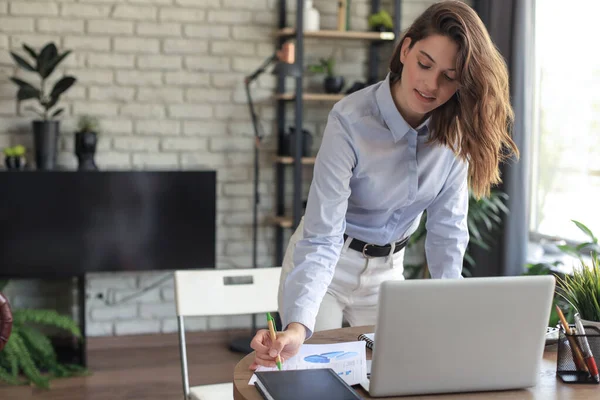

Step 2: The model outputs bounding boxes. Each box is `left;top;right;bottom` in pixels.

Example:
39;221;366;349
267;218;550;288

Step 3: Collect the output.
371;25;393;32
324;76;345;94
33;120;59;170
75;131;98;171
4;155;26;170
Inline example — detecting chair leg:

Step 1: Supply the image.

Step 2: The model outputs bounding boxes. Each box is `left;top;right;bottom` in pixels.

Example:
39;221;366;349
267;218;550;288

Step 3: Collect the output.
177;316;190;399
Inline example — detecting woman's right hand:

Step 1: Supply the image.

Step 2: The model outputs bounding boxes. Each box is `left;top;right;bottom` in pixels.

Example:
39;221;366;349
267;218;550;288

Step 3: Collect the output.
249;322;306;370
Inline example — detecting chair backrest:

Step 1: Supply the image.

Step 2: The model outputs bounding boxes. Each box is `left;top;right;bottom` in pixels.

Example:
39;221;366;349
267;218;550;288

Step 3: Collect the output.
174;267;281;317
173;267;281;399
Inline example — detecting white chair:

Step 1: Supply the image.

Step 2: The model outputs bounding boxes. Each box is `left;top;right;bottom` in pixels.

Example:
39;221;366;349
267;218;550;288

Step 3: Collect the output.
174;267;282;400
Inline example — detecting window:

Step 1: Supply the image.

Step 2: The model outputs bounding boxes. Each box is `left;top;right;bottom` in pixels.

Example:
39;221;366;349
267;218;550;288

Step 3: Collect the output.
530;0;600;243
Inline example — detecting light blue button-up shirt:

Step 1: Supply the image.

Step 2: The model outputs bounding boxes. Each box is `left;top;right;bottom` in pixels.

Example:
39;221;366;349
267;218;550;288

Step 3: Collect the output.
282;73;469;337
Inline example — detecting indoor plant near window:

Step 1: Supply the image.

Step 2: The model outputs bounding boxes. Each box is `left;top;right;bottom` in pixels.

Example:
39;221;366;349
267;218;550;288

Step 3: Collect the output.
555;221;600;330
308;56;345;94
556;254;600;330
404;190;509;278
9;42;76;170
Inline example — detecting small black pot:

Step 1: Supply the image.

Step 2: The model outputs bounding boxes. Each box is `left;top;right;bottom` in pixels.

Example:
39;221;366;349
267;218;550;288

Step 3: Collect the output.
75;131;98;171
4;155;26;170
324;76;345;94
33;120;59;170
371;25;393;32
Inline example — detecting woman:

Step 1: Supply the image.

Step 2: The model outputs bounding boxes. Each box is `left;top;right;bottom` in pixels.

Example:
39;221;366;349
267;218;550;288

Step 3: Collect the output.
251;1;518;369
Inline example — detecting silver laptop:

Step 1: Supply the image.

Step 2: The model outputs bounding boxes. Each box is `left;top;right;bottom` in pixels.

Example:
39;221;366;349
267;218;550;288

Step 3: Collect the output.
361;276;555;397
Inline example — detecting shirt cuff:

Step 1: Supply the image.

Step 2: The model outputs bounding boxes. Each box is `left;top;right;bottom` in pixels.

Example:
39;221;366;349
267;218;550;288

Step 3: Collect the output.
283;306;317;340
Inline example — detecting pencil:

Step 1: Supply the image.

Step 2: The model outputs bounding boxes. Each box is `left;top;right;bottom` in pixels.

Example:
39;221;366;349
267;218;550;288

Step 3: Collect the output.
266;312;283;370
574;314;600;383
555;305;589;374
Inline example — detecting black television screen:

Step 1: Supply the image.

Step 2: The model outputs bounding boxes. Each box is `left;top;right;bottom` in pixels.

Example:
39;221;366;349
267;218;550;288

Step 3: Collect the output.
0;170;216;278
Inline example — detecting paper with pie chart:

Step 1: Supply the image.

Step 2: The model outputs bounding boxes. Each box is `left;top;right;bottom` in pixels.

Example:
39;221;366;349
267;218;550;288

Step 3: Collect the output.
248;341;367;386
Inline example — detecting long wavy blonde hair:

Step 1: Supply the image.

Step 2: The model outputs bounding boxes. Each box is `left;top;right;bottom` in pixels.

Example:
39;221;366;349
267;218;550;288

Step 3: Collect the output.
389;1;519;198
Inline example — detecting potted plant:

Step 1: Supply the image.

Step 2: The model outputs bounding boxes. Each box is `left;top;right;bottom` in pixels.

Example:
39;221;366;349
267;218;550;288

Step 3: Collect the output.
3;145;27;170
556;254;600;330
554;220;600;330
0;280;88;388
9;42;76;170
74;115;99;171
308;57;345;94
368;10;394;32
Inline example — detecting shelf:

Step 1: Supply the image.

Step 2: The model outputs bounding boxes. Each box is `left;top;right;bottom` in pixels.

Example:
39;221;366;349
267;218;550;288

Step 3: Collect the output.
276;156;316;165
272;216;293;229
276;28;395;41
275;93;345;102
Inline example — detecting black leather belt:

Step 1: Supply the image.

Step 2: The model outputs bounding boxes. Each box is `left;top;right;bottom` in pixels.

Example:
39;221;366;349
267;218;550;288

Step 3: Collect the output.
343;234;410;258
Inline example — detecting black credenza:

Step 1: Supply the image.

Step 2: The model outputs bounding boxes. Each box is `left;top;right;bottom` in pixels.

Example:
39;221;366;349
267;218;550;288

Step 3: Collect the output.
0;170;217;365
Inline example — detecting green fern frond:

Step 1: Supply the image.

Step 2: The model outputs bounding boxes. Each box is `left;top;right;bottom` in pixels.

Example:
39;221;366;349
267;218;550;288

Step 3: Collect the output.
9;332;50;389
1;331;21;377
18;325;57;363
13;309;81;338
0;364;22;386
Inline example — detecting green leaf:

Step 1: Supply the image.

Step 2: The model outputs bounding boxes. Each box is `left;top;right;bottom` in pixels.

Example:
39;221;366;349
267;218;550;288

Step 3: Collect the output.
13;309;81;338
576;242;596;251
572;220;597;242
10;332;50;389
10;52;36;72
468;220;481;241
22;44;38;61
2;331;20;377
464;252;475;269
10;78;40;101
0;365;22;386
42;50;71;79
49;76;76;99
557;245;581;259
37;42;58;78
19;326;57;364
308;64;325;74
469;237;491;251
51;108;64;118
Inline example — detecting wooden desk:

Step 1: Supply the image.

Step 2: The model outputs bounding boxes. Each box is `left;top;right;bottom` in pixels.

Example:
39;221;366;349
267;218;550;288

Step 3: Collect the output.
233;325;598;399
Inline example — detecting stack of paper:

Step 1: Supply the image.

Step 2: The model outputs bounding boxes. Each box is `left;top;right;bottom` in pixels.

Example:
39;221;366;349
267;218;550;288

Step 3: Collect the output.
249;341;367;386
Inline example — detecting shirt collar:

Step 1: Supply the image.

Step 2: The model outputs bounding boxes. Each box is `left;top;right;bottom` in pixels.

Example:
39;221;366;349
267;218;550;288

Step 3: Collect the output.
376;72;431;142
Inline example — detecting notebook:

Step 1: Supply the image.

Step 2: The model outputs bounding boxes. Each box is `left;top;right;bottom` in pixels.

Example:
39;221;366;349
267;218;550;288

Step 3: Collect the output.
358;333;374;350
254;368;363;400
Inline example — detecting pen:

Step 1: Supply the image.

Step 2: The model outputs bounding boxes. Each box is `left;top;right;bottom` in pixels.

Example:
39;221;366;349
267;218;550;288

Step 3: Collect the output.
266;312;283;370
574;313;600;383
555;305;589;374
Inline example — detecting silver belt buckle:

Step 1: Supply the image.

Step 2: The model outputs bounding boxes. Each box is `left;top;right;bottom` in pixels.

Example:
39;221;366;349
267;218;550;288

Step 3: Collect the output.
362;243;375;258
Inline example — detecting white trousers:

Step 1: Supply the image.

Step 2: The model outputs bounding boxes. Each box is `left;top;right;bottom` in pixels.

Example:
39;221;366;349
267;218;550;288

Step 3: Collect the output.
278;218;405;332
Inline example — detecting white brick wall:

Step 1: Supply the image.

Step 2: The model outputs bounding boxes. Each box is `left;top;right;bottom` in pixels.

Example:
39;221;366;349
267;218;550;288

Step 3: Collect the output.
0;0;471;336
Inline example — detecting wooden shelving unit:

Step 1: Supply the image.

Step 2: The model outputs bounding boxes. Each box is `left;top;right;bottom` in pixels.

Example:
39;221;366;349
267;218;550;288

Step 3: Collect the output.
276;156;316;165
270;0;402;265
275;92;345;102
276;28;395;41
272;216;293;229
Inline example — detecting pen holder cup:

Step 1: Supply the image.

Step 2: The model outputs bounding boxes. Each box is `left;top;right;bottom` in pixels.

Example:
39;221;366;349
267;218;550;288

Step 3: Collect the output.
557;325;600;384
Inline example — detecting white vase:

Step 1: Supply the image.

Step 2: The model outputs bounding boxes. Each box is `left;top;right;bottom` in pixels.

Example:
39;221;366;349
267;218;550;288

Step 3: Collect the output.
303;0;320;31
